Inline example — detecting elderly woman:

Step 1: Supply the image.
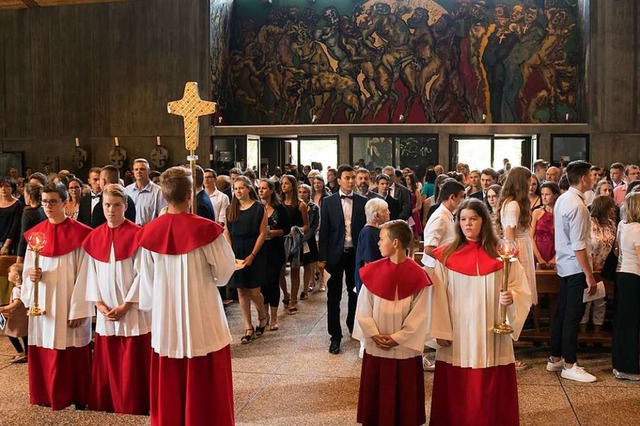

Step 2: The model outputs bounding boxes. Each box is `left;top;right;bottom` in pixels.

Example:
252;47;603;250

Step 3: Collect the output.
355;198;390;293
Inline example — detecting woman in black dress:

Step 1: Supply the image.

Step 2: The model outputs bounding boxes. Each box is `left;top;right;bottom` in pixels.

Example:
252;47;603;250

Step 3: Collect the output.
279;175;309;315
257;178;290;331
0;179;24;256
225;176;268;343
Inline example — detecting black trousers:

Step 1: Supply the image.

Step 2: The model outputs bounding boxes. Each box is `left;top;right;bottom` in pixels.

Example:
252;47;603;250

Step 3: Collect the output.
613;272;640;374
261;256;285;308
550;273;587;364
327;251;357;342
9;336;28;354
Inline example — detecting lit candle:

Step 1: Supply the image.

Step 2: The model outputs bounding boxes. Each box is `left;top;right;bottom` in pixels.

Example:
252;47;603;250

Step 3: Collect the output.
114;137;120;147
156;136;161;146
75;137;80;147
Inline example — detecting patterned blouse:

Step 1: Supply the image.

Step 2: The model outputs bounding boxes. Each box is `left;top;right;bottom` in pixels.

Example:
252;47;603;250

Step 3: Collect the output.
590;217;616;271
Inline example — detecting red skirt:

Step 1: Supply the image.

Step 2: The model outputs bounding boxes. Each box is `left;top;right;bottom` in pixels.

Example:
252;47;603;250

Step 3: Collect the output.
357;353;426;426
150;345;234;426
89;333;152;415
429;361;519;426
28;345;91;410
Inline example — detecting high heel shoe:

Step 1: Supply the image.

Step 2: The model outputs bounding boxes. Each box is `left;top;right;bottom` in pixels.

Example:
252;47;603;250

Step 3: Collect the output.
241;328;255;344
256;317;269;336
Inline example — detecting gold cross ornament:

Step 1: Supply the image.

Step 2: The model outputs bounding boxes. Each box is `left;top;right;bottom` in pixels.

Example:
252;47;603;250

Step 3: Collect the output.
167;82;216;151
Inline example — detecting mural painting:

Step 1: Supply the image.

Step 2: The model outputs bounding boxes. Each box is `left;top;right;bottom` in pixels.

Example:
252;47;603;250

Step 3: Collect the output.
220;0;585;125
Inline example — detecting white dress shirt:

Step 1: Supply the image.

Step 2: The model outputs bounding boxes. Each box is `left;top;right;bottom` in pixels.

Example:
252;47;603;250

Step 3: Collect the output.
207;188;229;224
422;203;456;267
339;190;354;248
554;187;592;277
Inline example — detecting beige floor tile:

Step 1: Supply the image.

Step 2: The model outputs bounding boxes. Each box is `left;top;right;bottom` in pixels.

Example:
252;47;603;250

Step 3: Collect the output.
564;385;640;426
518;384;578;426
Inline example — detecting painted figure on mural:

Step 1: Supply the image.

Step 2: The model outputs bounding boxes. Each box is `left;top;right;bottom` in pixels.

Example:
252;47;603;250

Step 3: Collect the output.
223;0;583;125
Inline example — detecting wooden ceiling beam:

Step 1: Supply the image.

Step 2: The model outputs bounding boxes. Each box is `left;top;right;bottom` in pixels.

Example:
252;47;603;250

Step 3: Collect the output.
21;0;40;7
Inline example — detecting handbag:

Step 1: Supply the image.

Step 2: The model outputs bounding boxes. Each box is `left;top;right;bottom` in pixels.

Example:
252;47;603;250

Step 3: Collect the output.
600;246;618;281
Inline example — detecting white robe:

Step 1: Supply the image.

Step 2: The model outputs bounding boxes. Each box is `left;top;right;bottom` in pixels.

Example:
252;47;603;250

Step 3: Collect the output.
83;245;151;337
353;286;429;360
138;236;236;359
21;248;93;350
430;259;531;368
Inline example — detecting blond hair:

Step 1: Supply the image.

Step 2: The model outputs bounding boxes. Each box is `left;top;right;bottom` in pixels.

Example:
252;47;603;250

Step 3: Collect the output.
102;184;127;204
624;192;640;223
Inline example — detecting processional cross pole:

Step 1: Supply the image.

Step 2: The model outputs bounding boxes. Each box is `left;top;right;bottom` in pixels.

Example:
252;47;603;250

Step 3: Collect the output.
168;82;216;214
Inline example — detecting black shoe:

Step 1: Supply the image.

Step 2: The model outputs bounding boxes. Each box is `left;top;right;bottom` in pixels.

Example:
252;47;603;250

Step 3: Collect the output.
74;404;86;411
329;340;341;355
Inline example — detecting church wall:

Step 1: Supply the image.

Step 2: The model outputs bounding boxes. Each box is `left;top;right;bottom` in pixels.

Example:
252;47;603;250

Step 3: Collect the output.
0;0;211;176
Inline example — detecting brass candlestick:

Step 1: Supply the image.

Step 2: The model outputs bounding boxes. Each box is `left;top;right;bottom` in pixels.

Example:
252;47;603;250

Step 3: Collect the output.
494;238;517;335
27;232;47;317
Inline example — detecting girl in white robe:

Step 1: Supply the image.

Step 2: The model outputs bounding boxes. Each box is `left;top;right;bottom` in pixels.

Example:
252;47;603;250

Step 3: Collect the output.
429;198;531;426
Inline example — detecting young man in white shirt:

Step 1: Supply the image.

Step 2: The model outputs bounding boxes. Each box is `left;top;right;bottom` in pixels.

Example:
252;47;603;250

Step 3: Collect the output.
548;160;598;382
204;168;229;225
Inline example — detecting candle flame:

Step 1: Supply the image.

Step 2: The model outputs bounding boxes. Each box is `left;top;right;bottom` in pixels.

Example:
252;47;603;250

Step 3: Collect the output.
27;232;47;251
497;238;517;259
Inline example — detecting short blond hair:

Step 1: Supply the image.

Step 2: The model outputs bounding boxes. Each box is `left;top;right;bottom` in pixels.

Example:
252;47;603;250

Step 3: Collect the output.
160;167;192;204
102;184;127;204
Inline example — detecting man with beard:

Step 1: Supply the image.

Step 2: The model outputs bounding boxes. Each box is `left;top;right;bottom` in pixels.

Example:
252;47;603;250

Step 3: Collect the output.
356;169;380;200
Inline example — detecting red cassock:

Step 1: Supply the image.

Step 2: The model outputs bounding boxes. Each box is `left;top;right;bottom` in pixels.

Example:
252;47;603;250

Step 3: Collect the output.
82;220;152;415
137;213;234;426
24;218;93;410
428;242;525;426
355;258;431;426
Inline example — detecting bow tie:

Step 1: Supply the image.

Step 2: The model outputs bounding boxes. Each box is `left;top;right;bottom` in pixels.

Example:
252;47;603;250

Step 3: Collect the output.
340;194;353;200
91;194;101;199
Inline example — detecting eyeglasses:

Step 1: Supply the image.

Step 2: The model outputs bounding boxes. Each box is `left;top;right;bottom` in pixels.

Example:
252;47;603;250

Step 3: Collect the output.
41;199;60;206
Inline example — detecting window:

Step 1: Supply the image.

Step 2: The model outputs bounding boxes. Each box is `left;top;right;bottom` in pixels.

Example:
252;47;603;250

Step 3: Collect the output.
551;134;589;164
450;135;537;171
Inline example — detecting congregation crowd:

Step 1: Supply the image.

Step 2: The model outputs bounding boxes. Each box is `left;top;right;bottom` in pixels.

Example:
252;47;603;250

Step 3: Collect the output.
1;155;639;425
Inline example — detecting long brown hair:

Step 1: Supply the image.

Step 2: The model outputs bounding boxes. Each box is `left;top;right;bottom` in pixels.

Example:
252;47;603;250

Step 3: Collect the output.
441;198;499;265
226;176;257;223
496;166;532;230
281;174;300;206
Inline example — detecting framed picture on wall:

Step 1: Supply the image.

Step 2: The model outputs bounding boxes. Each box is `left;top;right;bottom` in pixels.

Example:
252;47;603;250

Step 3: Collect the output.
551;134;589;165
0;152;24;177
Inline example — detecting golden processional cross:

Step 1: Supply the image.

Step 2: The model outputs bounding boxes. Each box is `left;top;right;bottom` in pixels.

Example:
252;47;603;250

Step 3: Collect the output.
168;82;216;214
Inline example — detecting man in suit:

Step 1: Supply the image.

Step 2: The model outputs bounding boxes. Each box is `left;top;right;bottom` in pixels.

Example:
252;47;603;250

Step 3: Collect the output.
77;167;103;227
86;165;136;228
374;174;401;220
382;166;411;220
319;164;366;355
194;166;215;221
355;168;381;200
469;168;498;202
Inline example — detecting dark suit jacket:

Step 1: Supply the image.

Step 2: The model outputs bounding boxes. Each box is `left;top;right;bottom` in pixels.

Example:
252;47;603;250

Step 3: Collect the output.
196;190;215;221
469;189;485;201
318;192;366;271
89;194;137;228
77;193;96;227
383;194;401;220
391;183;412;221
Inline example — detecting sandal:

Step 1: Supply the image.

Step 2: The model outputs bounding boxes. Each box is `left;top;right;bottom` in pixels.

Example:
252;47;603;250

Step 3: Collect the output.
300;292;308;300
241;328;255;344
270;322;279;331
256;317;269;336
288;306;299;315
308;284;315;293
282;298;290;308
515;359;528;371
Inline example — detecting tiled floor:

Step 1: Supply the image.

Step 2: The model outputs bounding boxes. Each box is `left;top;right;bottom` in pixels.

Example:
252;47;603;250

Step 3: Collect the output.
1;287;639;425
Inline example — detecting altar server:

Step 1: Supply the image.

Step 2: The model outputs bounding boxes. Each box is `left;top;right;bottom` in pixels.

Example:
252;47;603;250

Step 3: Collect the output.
22;182;93;410
137;166;236;426
82;184;151;414
429;199;531;426
353;219;431;426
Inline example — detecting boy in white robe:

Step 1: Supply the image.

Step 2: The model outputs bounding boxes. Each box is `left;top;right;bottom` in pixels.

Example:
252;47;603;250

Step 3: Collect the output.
22;182;93;410
353;219;431;426
429;199;531;426
137;167;236;426
81;184;151;414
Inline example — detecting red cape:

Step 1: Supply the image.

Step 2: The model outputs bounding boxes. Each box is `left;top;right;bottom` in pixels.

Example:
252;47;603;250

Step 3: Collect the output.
360;258;431;301
82;220;141;263
136;213;223;255
24;218;92;257
433;241;503;276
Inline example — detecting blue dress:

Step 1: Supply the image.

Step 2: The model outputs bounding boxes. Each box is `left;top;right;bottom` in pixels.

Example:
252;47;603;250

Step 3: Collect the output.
355;225;382;292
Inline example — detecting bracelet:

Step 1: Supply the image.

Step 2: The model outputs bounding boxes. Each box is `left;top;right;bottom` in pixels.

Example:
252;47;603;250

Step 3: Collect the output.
249;253;256;257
